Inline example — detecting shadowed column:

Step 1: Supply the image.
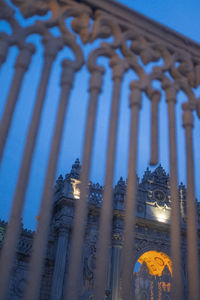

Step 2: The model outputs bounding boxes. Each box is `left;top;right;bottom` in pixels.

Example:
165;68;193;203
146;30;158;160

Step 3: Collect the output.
51;224;70;300
64;50;104;300
0;36;62;300
0;43;35;163
121;86;141;300
182;102;200;300
94;56;127;300
165;85;183;299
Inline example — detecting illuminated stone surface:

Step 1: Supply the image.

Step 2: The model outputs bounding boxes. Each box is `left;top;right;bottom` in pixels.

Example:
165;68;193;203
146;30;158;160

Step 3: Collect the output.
0;161;199;299
137;250;172;276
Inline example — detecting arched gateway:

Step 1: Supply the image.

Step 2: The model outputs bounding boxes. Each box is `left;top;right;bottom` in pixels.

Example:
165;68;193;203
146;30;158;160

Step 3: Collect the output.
0;161;198;299
134;251;172;300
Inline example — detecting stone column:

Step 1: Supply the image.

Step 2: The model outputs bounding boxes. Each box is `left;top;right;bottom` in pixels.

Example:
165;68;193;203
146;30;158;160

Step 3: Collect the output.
51;224;70;300
121;87;141;300
111;232;122;300
182;102;200;299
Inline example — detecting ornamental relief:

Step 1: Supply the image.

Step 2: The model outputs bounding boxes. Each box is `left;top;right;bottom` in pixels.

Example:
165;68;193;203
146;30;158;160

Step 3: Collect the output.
147;188;171;209
1;1;200;299
9;264;28;299
83;245;96;284
135;238;170;258
2;0;200;106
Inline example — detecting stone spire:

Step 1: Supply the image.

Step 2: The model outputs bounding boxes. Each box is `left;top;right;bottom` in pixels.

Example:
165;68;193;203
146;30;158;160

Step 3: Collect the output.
55;174;64;190
54;174;64;201
69;158;81;179
141;167;152;183
152;164;169;185
113;177;126;209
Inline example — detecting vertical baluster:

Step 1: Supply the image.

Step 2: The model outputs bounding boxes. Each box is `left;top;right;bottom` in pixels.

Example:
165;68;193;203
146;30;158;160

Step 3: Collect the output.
165;86;182;299
121;86;141;300
64;64;104;300
94;56;126;300
150;90;160;165
24;57;81;300
0;36;62;300
0;43;35;163
0;35;9;69
182;102;200;300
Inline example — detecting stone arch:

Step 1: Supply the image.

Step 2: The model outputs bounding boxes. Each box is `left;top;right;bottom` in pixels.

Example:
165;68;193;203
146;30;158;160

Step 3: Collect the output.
134;250;172;300
134;240;170;269
135;250;172;276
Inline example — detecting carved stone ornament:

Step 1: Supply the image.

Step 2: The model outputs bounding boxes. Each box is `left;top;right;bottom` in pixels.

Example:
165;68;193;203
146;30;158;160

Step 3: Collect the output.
83;245;96;282
1;0;200;299
112;232;122;243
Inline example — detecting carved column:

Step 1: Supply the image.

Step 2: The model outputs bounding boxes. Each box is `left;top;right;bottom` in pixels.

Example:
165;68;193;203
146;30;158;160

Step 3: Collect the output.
165;85;182;299
111;231;122;300
121;87;142;300
94;55;128;300
0;43;35;163
0;36;62;300
51;224;70;300
65;49;104;300
182;102;200;300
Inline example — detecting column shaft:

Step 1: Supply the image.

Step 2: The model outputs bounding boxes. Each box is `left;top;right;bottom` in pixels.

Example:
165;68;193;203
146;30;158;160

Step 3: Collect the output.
111;245;121;300
51;229;69;300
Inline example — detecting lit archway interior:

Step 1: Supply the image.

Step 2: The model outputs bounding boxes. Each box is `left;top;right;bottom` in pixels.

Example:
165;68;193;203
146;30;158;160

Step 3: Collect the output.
135;250;172;276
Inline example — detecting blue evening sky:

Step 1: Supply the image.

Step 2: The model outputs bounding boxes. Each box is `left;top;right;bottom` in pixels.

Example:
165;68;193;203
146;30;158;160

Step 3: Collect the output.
0;0;200;229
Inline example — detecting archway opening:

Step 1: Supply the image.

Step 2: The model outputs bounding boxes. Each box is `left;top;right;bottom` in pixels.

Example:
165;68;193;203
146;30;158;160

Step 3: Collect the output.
134;251;172;300
134;250;172;276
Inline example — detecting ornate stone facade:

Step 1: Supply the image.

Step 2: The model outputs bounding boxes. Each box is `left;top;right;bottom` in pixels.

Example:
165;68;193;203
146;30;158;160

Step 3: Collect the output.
0;159;200;299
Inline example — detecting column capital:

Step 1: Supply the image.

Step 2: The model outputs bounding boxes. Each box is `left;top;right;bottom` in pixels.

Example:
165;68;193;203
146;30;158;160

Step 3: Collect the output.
58;226;70;236
42;36;63;59
60;61;76;88
88;69;104;93
110;55;129;80
165;86;177;104
129;86;142;109
150;89;161;102
15;43;35;70
55;219;71;234
112;232;123;246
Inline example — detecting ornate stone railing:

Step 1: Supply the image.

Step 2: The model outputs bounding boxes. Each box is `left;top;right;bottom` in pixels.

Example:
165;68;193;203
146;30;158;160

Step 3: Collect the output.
0;0;200;299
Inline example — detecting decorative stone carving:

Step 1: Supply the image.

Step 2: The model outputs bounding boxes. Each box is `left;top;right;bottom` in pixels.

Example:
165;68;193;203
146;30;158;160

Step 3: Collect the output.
9;262;28;299
113;177;126;210
1;0;200;297
0;160;198;299
66;158;81;180
89;182;103;206
83;245;96;282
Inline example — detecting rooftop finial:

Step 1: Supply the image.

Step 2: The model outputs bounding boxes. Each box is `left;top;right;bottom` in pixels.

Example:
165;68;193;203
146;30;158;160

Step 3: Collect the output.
70;158;81;179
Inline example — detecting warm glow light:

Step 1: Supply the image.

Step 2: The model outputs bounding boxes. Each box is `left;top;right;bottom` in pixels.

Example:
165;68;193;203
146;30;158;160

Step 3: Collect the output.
74;189;80;199
137;250;172;276
71;179;80;199
156;212;167;223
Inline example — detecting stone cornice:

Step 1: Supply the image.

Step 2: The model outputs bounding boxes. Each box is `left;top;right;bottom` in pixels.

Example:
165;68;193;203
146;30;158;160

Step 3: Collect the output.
82;0;200;58
136;216;170;231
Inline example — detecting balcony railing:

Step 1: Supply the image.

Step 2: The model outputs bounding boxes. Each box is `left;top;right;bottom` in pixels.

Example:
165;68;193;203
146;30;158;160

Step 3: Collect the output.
0;0;199;299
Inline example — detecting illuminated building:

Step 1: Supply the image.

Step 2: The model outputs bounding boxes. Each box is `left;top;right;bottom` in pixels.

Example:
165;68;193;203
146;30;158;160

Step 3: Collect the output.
0;159;199;299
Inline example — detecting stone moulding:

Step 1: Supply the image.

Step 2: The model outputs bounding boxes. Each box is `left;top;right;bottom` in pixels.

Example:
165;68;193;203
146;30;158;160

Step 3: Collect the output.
82;0;200;57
